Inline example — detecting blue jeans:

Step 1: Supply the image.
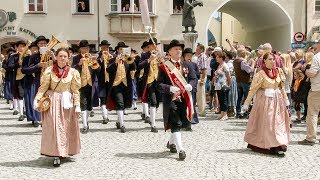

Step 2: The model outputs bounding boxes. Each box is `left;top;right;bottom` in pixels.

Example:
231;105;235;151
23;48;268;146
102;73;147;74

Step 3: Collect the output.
236;82;250;114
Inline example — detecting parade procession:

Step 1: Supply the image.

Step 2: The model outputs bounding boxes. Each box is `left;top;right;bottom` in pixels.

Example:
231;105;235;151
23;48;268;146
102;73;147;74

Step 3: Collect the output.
1;0;320;179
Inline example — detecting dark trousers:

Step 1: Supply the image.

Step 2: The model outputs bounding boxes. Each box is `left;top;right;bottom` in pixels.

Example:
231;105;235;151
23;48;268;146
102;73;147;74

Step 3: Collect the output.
13;79;24;100
111;83;127;110
80;85;93;111
217;90;229;112
169;100;187;133
147;82;158;107
236;82;250;114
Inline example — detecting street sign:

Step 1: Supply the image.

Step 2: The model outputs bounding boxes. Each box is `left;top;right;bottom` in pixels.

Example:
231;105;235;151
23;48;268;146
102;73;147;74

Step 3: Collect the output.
294;32;305;42
291;42;306;49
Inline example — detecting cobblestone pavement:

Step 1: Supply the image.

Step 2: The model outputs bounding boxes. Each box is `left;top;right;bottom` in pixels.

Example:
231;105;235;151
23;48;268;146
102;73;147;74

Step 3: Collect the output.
0;99;319;179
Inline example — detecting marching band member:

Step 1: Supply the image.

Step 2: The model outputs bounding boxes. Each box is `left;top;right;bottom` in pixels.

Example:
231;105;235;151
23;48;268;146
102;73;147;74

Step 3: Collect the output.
97;40;111;124
157;40;197;160
182;47;200;130
138;38;162;132
21;42;41;127
137;41;150;121
34;47;81;167
106;42;136;133
72;40;100;134
3;48;16;110
5;41;27;121
24;35;55;125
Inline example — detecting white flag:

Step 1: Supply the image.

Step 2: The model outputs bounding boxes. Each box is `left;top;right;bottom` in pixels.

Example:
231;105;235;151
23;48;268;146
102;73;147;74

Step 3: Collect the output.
139;0;151;26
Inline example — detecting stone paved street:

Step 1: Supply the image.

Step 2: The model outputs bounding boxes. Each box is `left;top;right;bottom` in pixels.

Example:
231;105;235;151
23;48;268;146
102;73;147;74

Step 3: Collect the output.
0;99;319;179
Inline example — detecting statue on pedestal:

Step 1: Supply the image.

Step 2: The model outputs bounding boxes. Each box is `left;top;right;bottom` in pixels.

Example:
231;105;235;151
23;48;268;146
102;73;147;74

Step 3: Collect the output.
182;0;203;33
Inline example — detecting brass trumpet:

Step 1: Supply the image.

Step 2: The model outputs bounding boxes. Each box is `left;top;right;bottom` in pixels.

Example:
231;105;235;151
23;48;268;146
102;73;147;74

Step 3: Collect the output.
83;53;100;69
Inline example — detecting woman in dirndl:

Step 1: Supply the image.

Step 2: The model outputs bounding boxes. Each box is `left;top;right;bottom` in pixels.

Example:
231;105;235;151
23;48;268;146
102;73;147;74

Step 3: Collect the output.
243;52;290;157
34;47;81;167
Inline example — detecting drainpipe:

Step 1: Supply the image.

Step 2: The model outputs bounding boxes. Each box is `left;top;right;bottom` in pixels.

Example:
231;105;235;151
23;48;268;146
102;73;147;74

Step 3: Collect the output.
305;0;307;40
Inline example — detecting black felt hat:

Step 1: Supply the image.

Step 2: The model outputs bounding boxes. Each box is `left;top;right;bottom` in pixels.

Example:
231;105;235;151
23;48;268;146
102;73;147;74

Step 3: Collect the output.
115;42;128;51
79;40;89;48
182;48;194;56
168;39;185;51
35;35;49;44
28;41;38;49
99;40;111;46
141;41;149;49
147;37;160;46
15;40;26;47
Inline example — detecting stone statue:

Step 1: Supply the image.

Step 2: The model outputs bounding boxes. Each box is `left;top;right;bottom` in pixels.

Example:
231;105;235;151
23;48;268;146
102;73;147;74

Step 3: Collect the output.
182;0;203;33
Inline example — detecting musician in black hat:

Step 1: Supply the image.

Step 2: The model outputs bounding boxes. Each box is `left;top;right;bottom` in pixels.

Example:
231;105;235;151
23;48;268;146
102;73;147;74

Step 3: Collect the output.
106;42;136;133
97;40;111;124
21;41;41;127
157;39;197;160
182;47;199;130
4;41;27;121
138;38;162;132
137;41;150;120
3;47;16;110
72;40;100;133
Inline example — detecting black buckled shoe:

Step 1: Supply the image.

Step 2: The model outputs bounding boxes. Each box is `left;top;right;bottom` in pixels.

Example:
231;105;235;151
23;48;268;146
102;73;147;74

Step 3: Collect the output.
120;126;126;133
166;142;177;153
90;111;94;117
102;118;109;124
144;116;150;123
151;127;158;133
141;114;146;120
178;150;186;160
81;126;89;134
33;121;40;127
53;158;60;167
13;110;19;115
116;122;120;129
18;115;24;121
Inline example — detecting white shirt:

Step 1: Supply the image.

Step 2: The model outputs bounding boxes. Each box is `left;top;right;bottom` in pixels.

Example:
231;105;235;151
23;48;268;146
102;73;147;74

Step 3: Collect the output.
309;52;320;91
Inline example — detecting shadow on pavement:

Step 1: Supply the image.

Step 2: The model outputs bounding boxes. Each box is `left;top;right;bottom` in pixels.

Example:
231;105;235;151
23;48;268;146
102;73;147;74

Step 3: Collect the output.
0;130;41;136
0;157;75;169
217;148;282;158
115;151;176;160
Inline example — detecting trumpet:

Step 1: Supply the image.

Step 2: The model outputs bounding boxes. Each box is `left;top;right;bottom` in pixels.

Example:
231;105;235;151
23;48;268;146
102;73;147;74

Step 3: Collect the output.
83;53;100;69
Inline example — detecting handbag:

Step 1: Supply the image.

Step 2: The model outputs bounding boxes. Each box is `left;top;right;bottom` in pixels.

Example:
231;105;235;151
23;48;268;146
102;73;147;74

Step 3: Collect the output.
38;69;65;112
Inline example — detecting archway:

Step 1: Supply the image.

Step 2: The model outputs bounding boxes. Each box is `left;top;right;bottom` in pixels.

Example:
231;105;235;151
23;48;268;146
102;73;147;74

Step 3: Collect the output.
0;36;26;55
205;0;293;52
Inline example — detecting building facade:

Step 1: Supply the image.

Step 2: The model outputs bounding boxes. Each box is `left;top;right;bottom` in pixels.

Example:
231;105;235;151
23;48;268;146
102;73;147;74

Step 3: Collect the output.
0;0;311;55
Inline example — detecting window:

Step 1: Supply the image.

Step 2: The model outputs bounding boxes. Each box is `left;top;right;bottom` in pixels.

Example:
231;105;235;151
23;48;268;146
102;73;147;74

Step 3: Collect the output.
25;0;46;13
316;0;320;13
109;0;154;13
72;0;94;14
173;0;184;14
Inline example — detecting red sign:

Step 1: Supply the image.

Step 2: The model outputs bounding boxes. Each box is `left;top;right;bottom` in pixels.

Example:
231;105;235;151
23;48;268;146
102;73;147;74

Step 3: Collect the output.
294;32;304;42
